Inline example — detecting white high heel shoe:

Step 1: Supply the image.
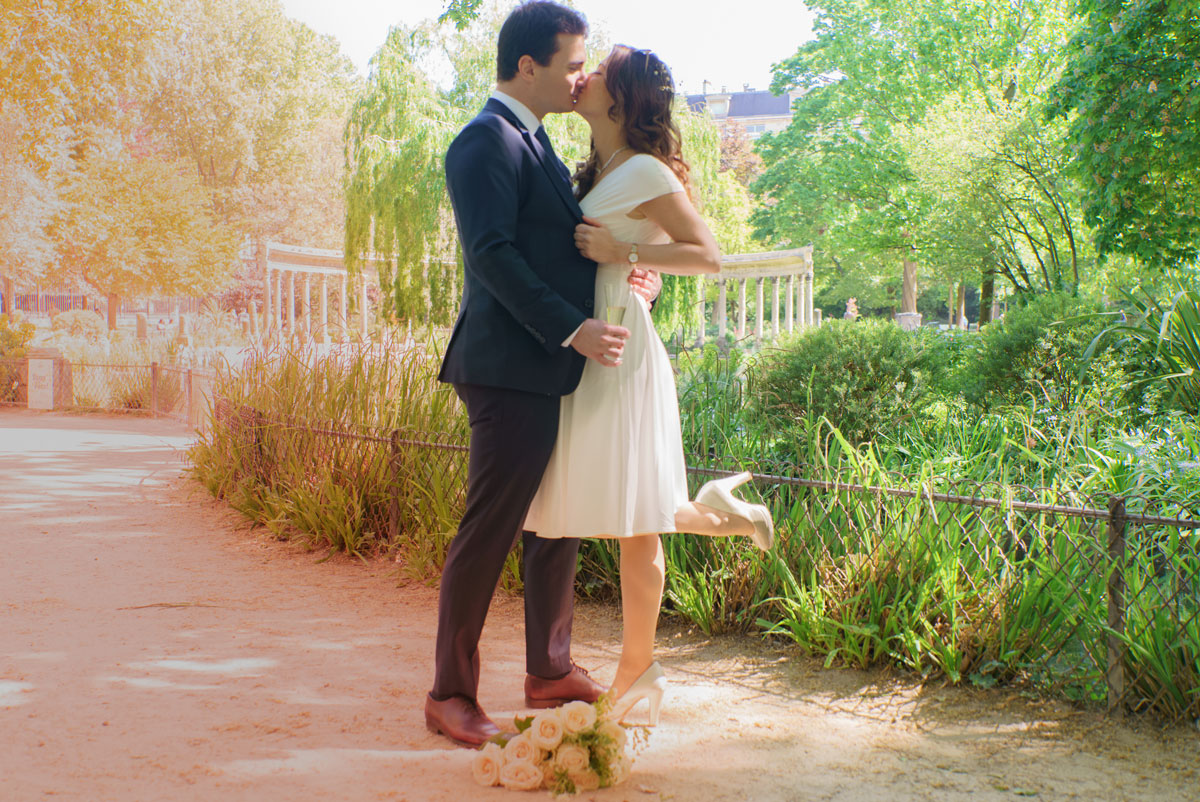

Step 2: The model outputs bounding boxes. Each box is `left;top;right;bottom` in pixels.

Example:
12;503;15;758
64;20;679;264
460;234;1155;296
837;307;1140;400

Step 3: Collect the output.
694;471;775;551
608;662;667;726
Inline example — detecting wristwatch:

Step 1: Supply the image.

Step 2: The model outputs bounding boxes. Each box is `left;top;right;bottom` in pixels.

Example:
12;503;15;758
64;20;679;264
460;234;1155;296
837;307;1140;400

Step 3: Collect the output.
628;242;639;265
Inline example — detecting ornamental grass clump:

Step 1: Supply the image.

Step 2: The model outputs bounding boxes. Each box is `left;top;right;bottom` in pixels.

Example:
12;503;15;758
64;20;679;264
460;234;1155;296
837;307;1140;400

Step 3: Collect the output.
189;334;469;565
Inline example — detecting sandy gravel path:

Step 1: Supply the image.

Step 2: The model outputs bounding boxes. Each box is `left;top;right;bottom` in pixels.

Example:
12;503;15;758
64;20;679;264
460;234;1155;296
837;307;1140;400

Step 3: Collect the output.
1;409;1196;802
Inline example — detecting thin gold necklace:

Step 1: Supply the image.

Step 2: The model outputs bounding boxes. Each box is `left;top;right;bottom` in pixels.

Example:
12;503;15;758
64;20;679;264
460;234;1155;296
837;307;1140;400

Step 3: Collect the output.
597;146;629;175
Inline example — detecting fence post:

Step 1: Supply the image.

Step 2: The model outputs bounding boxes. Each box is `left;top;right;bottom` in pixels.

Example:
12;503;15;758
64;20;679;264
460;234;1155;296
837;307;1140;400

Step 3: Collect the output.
388;430;402;542
1106;495;1127;718
150;361;160;417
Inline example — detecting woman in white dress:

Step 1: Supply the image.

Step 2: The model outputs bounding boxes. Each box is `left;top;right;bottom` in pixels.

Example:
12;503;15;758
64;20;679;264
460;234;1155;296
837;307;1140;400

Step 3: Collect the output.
524;45;774;724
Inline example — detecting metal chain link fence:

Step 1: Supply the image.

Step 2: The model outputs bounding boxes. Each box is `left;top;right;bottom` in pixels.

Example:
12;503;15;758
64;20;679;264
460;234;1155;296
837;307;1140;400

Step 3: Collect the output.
0;357;212;425
202;403;1199;727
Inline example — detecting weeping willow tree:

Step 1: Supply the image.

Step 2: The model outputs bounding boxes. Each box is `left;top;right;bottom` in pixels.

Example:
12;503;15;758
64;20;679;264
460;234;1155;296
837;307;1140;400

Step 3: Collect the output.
651;106;758;342
345;9;758;335
344;25;462;326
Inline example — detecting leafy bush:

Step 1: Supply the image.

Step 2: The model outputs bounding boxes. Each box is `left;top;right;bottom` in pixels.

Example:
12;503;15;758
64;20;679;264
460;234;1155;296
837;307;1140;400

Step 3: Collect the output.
51;309;106;341
1085;289;1200;415
0;313;35;358
958;293;1115;411
748;319;944;445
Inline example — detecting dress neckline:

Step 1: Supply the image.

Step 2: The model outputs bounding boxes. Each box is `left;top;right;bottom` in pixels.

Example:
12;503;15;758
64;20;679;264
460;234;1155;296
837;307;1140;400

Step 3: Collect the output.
584;152;648;197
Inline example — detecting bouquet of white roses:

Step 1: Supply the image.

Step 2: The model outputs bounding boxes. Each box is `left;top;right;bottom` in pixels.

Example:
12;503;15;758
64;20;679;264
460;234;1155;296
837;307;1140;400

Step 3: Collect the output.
470;699;637;795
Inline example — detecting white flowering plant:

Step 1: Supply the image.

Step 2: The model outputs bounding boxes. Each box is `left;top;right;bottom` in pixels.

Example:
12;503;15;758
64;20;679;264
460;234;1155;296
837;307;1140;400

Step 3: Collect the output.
470;698;643;795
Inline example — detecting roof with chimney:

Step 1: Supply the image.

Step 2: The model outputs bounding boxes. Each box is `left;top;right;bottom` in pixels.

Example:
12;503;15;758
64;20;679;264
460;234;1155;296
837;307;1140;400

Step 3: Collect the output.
685;88;793;118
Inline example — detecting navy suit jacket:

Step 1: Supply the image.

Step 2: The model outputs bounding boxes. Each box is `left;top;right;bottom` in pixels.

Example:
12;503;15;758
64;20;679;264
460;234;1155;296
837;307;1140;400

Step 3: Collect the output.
438;99;596;396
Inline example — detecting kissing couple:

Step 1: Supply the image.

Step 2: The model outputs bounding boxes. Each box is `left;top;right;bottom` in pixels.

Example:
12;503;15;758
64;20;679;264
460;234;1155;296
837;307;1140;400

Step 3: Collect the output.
426;0;775;747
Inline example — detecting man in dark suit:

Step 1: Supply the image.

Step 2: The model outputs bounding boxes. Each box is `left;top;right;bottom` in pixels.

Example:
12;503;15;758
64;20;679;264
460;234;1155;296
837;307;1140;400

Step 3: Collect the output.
425;1;659;747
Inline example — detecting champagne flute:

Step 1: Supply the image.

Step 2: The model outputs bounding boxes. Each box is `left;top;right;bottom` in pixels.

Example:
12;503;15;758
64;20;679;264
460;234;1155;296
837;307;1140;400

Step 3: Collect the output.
604;284;626;327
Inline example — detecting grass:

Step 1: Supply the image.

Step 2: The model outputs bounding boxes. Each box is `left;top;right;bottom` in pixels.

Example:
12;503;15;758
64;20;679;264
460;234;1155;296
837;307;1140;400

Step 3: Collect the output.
187;337;1200;724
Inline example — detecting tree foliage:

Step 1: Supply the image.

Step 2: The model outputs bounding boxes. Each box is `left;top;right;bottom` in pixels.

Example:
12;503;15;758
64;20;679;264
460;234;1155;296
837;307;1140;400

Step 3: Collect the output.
1048;0;1200;268
1;0;357;323
344;4;756;332
344;24;461;325
754;0;1089;307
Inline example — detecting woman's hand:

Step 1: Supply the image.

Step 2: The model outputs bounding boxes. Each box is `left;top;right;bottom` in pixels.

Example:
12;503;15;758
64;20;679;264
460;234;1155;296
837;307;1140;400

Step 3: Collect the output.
574;216;627;264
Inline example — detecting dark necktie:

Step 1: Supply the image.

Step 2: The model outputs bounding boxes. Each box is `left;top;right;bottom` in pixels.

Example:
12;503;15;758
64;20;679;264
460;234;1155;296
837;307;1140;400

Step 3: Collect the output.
534;126;572;186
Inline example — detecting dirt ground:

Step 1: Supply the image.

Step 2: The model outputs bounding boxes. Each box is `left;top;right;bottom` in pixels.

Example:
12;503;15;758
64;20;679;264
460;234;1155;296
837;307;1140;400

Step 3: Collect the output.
1;408;1197;802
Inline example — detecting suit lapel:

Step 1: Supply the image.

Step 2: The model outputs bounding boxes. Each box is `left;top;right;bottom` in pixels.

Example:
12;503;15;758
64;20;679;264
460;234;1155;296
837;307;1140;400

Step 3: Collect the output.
483;99;583;222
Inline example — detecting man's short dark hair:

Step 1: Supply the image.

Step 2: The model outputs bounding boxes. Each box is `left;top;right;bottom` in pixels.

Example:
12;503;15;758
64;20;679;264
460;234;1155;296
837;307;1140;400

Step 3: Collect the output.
496;1;587;82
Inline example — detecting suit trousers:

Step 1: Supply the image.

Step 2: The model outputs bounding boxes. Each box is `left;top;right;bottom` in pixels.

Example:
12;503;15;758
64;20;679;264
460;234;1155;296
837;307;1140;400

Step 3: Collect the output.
431;382;581;702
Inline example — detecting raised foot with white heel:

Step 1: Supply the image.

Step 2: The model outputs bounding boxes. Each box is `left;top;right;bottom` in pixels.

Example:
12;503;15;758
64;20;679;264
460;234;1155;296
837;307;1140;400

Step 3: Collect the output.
607;662;668;726
694;471;775;551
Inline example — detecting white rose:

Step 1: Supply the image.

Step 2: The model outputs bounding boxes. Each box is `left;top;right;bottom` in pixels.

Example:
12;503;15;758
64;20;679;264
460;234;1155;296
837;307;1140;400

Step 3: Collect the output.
560;700;598;734
609;754;633;786
503;732;541;764
569;768;601;792
499;758;544;792
470;743;502;787
596;719;627;752
528;710;565;751
553;743;591;775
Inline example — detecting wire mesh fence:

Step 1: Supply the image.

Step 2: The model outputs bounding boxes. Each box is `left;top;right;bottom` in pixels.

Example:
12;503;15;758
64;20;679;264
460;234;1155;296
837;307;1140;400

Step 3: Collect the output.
688;453;1200;727
199;403;1200;728
0;357;212;424
0;357;26;406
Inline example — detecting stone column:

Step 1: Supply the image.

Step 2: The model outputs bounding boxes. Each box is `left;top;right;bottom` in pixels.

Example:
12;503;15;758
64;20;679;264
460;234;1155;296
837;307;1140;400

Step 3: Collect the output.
258;240;270;337
755;278;764;343
359;276;369;339
736;278;747;339
771;277;781;338
786;274;795;334
249;301;259;338
319;274;329;344
271;267;279;333
301;273;311;339
340;273;349;338
286;271;295;336
716;279;727;341
804;272;814;327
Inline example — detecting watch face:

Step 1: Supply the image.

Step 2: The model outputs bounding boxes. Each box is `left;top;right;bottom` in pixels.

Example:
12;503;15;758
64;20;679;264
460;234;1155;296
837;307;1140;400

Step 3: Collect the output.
629;253;639;263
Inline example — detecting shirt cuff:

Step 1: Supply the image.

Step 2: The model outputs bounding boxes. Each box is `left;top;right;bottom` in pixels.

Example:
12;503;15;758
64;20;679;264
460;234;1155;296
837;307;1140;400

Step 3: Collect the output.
561;321;584;348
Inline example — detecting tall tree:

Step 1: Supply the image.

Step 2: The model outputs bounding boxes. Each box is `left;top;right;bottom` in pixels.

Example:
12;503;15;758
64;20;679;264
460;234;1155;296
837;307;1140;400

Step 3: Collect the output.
1048;0;1200;268
754;0;1083;306
344;23;461;325
147;0;359;247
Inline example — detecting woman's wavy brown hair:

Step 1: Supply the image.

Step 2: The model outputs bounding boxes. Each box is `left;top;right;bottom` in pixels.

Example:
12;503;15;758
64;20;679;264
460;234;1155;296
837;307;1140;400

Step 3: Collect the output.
573;45;691;201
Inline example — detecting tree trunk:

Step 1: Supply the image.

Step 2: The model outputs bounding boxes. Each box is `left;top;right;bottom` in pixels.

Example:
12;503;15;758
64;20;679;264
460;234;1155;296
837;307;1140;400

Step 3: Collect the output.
979;266;995;327
1;276;13;315
956;283;968;330
107;293;119;331
901;257;918;314
948;285;956;324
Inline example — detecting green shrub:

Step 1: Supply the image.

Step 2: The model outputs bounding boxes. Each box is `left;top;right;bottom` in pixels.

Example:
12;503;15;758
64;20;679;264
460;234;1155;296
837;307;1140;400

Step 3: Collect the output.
958;293;1115;411
51;309;106;341
0;313;35;358
748;319;943;445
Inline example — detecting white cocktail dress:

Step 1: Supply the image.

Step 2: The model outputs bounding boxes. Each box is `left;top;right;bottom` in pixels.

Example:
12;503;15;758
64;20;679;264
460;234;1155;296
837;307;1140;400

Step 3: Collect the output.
525;154;690;539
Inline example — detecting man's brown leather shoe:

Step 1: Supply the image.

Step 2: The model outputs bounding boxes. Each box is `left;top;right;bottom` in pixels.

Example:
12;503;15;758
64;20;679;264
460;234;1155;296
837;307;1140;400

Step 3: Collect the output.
524;663;605;709
424;693;500;747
